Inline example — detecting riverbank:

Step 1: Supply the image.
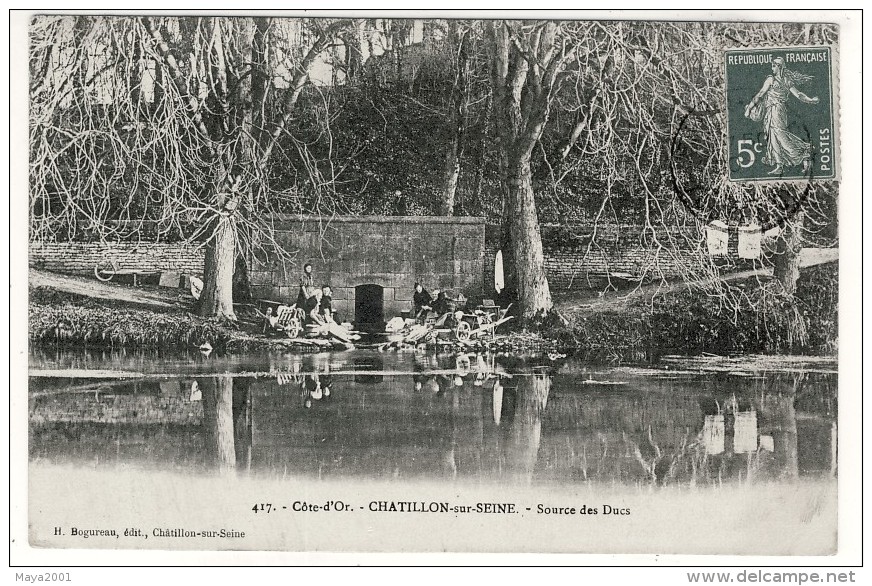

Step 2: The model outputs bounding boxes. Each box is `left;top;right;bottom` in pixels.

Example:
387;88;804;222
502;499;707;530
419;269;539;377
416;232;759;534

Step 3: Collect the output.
29;285;238;350
29;263;837;360
28;285;563;355
549;264;838;361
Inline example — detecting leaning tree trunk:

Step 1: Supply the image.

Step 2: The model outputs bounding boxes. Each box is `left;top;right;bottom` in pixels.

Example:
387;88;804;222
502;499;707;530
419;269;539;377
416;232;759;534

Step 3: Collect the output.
507;156;552;319
199;214;237;319
773;209;805;296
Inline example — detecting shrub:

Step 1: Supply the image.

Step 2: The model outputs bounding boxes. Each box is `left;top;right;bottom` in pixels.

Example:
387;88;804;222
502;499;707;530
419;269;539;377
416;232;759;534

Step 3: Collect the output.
549;265;838;361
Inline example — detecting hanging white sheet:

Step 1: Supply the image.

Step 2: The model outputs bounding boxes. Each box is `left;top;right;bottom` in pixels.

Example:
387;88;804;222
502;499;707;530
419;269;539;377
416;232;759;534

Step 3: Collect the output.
738;224;763;259
733;410;759;454
494;249;505;293
706;221;729;257
703;414;725;455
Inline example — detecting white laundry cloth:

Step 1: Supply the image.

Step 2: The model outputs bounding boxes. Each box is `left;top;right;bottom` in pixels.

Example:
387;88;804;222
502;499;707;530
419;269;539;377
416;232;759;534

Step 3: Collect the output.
494;250;505;294
733;410;758;454
764;225;782;239
189;380;202;402
703;414;725;455
706;221;729;257
738;224;762;259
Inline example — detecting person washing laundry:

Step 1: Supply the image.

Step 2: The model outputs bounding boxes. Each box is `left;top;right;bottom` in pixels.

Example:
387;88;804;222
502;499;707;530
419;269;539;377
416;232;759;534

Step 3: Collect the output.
412;282;434;319
296;262;316;307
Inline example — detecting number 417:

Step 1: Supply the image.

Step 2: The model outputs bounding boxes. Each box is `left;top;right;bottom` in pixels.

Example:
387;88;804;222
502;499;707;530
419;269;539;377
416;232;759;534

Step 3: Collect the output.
736;139;762;168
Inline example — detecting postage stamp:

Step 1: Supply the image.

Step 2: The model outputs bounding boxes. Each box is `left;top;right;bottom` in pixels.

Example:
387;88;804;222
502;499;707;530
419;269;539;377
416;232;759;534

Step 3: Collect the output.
725;46;837;182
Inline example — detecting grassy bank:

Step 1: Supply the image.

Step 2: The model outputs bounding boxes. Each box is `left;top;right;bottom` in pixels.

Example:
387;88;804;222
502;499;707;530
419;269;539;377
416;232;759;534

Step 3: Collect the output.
29;285;560;354
30;263;836;359
29;286;237;350
548;265;838;361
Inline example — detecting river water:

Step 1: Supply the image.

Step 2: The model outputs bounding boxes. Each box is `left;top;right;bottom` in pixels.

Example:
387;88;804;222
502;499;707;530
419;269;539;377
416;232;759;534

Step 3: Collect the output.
27;348;838;554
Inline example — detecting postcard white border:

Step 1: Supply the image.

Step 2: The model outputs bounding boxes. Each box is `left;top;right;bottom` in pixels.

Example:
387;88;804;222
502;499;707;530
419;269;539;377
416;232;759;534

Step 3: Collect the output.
6;5;864;575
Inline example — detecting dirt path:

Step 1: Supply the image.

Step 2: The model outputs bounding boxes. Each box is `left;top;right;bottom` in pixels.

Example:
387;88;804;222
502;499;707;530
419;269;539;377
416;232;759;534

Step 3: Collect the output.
554;267;774;317
555;248;837;319
30;268;186;310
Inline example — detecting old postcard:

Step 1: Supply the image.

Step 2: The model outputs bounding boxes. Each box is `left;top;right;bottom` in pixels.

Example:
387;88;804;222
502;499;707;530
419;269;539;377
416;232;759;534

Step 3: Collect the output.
10;9;861;566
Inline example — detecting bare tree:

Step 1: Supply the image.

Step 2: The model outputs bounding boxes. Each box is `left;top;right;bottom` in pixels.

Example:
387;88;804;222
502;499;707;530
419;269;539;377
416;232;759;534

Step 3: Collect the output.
30;15;352;320
540;20;837;312
439;21;472;215
487;20;590;319
30;16;836;331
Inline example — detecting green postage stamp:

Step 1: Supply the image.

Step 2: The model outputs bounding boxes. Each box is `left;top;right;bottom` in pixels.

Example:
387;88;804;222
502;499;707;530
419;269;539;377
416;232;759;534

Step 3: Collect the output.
725;46;837;182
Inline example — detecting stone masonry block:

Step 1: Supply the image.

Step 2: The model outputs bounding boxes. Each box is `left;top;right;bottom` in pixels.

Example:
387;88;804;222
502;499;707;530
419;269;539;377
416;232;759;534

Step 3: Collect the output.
332;272;350;288
384;300;407;318
331;299;350;318
278;286;293;301
158;271;181;288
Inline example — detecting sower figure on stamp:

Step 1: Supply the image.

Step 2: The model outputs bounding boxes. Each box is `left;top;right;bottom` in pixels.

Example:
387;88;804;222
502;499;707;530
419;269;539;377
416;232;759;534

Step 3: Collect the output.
744;56;820;175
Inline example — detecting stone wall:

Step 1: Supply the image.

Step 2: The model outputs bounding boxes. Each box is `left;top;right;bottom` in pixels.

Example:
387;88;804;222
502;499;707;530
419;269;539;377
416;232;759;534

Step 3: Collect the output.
29;241;204;278
248;215;486;321
29;220;720;299
29;386;204;426
484;223;706;292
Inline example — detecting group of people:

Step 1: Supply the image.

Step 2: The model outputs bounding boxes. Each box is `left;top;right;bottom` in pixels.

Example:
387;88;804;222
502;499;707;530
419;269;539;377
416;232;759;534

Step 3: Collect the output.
297;263;335;325
290;266;461;330
412;282;453;321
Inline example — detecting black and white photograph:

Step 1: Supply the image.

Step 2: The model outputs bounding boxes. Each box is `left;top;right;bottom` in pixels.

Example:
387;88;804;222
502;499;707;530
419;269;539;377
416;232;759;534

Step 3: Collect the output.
9;8;862;567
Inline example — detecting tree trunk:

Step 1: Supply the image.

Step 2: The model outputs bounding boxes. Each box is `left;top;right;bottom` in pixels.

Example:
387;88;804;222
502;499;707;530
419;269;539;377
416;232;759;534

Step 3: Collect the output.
233;251;251;303
199;214;237;319
773;210;804;295
486;20;563;321
440;25;470;216
231;17;259;306
343;21;365;83
507;156;552;319
441;146;460;215
472;93;491;206
497;180;517;305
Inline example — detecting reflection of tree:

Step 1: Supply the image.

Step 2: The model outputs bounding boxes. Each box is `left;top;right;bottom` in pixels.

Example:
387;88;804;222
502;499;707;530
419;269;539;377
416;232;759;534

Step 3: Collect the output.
626;426;676;485
759;393;798;479
232;377;252;471
653;390;803;486
201;375;236;473
504;373;550;484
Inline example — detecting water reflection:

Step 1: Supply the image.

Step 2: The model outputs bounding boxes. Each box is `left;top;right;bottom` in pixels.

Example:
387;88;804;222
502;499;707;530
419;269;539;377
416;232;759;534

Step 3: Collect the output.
28;350;837;487
200;375;236;473
193;375;257;472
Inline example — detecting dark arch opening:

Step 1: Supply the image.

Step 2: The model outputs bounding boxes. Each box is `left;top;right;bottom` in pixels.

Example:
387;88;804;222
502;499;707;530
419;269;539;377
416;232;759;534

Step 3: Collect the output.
354;284;384;331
